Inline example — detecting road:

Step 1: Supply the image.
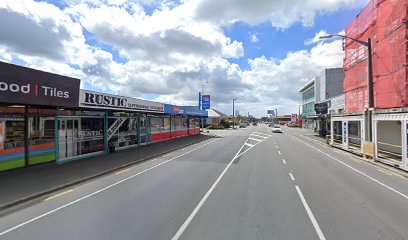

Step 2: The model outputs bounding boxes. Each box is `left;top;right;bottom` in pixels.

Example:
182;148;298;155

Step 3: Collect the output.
0;125;407;240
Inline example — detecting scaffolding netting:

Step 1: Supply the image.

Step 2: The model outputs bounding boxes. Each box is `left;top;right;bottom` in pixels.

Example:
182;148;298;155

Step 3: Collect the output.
344;0;408;112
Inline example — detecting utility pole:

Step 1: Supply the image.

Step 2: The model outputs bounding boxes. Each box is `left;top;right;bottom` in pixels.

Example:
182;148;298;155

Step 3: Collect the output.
367;38;374;141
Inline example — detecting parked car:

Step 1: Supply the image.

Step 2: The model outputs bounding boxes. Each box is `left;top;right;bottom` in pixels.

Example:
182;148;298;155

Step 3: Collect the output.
253;122;258;126
271;124;282;133
239;124;246;128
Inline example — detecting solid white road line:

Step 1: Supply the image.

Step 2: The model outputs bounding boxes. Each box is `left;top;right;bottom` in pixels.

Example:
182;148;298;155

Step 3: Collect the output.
248;137;262;142
251;134;268;139
0;137;224;237
172;133;269;240
282;159;286;164
252;132;271;137
287;133;408;201
289;173;295;181
295;185;326;240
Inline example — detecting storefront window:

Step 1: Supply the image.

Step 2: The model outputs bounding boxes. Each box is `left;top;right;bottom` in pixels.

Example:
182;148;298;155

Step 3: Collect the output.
28;116;55;165
0;115;25;171
58;117;104;160
108;117;138;148
140;117;147;144
151;117;162;141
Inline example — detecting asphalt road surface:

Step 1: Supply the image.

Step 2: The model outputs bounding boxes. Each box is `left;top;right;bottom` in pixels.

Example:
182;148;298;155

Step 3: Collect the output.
0;125;407;240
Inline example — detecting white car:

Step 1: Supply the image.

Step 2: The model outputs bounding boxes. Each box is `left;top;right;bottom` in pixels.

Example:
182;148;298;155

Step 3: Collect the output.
271;124;282;133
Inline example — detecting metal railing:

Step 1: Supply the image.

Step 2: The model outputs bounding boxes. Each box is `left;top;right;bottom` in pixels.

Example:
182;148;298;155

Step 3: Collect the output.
332;133;343;144
377;141;402;162
348;135;362;149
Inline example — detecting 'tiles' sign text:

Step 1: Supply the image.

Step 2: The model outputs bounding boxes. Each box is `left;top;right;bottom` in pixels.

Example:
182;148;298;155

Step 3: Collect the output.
0;61;80;107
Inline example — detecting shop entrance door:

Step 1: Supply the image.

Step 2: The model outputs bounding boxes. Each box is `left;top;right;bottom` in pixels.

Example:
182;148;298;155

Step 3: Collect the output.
59;118;80;159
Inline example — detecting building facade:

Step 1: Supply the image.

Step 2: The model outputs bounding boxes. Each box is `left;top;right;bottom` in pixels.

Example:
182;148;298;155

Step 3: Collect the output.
299;79;317;130
0;62;206;172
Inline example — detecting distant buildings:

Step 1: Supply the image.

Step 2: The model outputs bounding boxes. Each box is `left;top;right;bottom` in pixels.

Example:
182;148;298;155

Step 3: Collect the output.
298;68;345;133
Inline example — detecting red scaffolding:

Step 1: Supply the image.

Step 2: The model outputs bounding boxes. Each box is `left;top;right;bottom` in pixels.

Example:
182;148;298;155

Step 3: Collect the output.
344;0;408;112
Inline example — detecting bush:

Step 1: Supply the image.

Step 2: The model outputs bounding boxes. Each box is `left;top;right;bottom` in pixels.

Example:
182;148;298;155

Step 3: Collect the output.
220;119;231;128
208;124;224;129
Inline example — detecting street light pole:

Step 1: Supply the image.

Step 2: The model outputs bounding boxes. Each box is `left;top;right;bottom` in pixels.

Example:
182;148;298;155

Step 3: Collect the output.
233;98;237;129
320;34;374;141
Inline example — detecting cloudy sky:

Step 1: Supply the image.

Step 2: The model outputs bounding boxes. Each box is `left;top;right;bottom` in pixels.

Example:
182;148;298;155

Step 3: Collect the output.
0;0;368;117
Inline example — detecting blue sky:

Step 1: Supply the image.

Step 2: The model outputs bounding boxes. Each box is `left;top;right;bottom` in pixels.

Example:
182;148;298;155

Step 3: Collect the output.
225;7;362;70
0;0;367;116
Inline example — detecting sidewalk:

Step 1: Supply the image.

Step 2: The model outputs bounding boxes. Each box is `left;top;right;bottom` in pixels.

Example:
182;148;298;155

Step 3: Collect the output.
0;134;212;211
285;126;408;178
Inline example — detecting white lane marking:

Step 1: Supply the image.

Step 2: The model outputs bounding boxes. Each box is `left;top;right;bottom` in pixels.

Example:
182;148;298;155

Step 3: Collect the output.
295;185;326;240
278;151;281;155
251;134;268;139
287;134;408;201
248;137;262;142
275;146;278;149
172;132;269;240
282;159;286;164
0;137;224;237
244;143;255;147
253;132;271;137
289;173;295;181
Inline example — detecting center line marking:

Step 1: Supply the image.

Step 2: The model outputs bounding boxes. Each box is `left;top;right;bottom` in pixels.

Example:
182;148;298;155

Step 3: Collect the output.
289;173;295;181
295;185;326;240
282;159;286;164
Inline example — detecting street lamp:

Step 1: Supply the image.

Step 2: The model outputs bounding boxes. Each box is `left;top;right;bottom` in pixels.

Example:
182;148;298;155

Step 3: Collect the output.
232;96;245;129
320;34;374;141
232;98;238;129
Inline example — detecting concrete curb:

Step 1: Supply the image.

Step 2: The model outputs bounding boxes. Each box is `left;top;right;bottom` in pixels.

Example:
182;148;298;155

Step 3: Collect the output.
0;135;213;212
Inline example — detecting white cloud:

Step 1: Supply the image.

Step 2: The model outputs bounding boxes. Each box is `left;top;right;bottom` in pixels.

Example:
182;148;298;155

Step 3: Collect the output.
193;0;369;28
250;33;259;43
0;0;354;117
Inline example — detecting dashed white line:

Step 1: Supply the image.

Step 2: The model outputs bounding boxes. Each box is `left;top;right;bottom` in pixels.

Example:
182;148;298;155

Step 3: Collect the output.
282;159;286;164
295;185;326;240
278;151;281;155
275;146;278;149
289;173;295;181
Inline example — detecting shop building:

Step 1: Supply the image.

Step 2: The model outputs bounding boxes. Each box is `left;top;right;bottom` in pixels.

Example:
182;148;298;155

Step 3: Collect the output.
329;0;408;170
0;61;206;172
299;78;318;130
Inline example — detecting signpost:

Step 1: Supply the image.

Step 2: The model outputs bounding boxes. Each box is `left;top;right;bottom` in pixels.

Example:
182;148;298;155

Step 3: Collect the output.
315;102;328;115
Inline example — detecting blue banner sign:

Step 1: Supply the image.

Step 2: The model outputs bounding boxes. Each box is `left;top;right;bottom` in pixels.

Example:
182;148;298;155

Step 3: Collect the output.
201;95;210;110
